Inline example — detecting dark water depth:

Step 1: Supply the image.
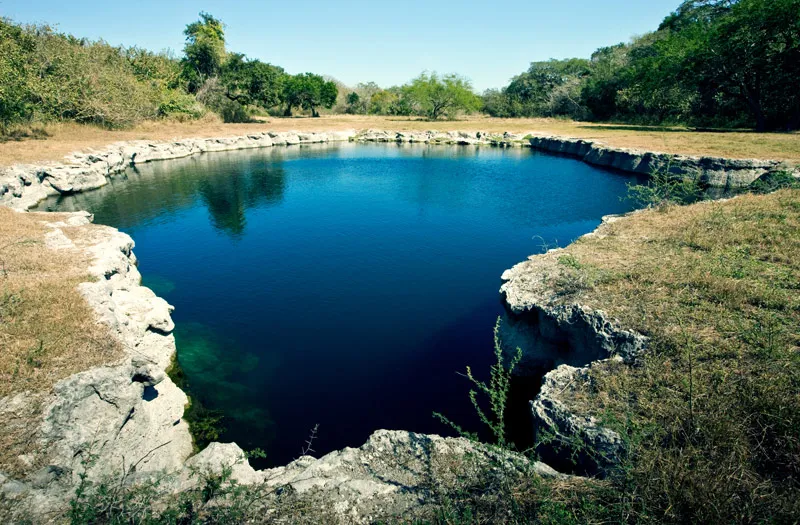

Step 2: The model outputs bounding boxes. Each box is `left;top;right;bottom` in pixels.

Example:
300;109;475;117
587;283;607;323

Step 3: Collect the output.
36;143;643;466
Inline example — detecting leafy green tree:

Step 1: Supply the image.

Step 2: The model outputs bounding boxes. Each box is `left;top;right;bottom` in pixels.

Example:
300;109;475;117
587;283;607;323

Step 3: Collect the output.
0;18;35;130
482;59;590;118
580;44;630;121
693;0;800;130
281;73;337;117
404;72;480;120
182;12;226;93
505;59;591;116
480;89;512;118
345;91;365;114
367;89;407;115
220;54;285;109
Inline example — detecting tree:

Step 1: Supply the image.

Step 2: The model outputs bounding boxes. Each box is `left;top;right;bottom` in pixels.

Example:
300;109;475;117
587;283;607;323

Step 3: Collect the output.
220;54;286;109
505;59;591;117
404;72;480;120
345;92;365;114
281;73;338;117
577;44;630;121
182;12;226;92
650;0;800;131
697;0;800;130
0;18;35;130
481;59;591;118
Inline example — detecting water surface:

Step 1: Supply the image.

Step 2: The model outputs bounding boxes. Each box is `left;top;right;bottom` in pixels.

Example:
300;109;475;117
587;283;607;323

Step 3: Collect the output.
37;143;642;466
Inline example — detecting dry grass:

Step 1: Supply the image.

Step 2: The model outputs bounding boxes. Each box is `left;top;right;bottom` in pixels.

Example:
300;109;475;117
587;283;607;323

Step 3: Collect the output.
1;115;798;167
0;208;121;396
0;208;122;474
543;190;800;522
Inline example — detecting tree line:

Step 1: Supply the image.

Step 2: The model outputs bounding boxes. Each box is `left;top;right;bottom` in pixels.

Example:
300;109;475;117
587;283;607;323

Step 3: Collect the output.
0;12;340;131
483;0;800;131
1;0;798;132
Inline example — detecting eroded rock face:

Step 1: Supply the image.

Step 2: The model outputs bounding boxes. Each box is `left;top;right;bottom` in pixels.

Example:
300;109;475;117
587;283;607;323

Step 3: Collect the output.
0;208;565;523
354;129;530;147
499;215;647;476
531;363;625;476
528;135;794;188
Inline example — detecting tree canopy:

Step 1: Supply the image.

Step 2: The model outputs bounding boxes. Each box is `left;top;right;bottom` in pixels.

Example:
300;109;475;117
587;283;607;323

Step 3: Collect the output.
485;0;800;130
220;54;285;109
281;73;338;117
404;72;480;120
182;12;226;93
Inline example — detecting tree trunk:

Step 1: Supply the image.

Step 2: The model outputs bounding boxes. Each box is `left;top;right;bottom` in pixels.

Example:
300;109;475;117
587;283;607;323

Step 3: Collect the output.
311;106;319;118
787;107;800;132
741;82;766;132
284;104;292;117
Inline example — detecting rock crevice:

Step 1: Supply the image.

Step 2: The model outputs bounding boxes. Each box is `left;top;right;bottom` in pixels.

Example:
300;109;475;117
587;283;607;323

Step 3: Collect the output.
499;213;648;476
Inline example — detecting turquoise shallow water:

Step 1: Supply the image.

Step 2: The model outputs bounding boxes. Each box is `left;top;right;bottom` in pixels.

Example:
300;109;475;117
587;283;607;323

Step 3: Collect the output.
37;143;643;466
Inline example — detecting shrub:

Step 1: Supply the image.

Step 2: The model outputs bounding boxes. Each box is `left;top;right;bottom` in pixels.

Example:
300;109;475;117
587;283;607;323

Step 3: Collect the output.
196;78;251;123
434;318;522;447
158;90;206;120
750;170;800;194
626;168;703;208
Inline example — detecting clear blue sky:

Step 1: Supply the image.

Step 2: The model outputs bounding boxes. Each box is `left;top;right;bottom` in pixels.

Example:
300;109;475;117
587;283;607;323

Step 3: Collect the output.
1;0;680;91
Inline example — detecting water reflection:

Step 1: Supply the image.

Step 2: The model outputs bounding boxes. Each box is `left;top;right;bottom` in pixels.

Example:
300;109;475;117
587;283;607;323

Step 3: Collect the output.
36;147;296;237
197;162;286;238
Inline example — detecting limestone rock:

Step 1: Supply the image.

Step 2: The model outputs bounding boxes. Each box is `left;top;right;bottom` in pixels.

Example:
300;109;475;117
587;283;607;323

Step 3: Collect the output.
531;364;625;476
170;430;564;524
500;215;648;476
528;135;785;188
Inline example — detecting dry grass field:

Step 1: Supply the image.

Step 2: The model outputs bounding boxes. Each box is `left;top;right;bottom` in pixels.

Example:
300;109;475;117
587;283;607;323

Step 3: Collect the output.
1;115;799;167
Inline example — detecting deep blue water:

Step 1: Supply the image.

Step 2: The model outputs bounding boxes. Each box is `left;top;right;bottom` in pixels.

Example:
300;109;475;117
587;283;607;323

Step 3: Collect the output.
37;143;642;466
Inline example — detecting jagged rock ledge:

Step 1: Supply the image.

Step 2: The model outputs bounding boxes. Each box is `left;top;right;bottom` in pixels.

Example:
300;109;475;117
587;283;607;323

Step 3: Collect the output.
528;135;793;188
499;213;648;476
2;129;792;211
1;128;788;518
1;211;563;522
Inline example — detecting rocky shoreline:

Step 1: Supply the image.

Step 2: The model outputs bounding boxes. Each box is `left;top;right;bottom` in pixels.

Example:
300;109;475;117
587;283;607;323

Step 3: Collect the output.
354;130;793;188
499;213;651;476
1;205;562;523
0;129;786;521
2;129;793;213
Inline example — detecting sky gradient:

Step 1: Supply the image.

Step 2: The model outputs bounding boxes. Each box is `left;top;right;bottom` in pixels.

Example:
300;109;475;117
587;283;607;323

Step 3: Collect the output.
2;0;681;91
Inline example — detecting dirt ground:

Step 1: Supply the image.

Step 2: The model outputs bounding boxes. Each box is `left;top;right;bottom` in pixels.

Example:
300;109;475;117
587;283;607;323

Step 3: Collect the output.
1;115;798;167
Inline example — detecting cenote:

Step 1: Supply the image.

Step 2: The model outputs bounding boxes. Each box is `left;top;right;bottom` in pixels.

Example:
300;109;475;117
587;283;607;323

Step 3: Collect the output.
36;143;644;467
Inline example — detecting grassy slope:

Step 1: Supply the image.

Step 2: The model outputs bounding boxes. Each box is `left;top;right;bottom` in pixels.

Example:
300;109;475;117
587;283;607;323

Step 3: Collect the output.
532;190;800;523
1;116;799;167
